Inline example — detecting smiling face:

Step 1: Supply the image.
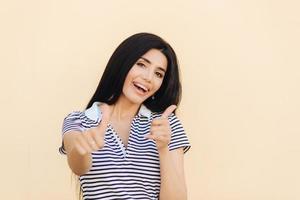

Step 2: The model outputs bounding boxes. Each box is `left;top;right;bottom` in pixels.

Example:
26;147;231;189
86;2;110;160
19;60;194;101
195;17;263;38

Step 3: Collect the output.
121;48;168;105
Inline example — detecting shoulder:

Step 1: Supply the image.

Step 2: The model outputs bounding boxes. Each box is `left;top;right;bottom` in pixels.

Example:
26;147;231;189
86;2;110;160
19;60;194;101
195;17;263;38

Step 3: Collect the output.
64;102;101;121
64;111;85;121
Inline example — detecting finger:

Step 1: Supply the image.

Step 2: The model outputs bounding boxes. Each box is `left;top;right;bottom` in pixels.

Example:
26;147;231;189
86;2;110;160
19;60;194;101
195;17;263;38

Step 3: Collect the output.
147;128;164;138
144;133;156;140
161;105;177;119
73;141;88;155
150;126;164;133
152;129;171;139
91;131;105;149
89;139;99;151
95;104;113;137
151;128;171;138
99;103;114;125
151;118;168;126
78;134;93;152
83;132;99;151
145;133;165;141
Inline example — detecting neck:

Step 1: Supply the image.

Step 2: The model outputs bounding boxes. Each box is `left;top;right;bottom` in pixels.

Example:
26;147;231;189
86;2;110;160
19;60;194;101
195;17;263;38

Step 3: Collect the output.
112;95;141;121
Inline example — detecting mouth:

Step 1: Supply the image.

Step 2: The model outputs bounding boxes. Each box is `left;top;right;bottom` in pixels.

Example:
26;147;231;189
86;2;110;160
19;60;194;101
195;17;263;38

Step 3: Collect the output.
132;81;149;95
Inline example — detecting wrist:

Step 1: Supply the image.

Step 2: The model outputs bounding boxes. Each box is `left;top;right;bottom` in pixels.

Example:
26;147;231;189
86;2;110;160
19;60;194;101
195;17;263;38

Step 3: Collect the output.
157;146;170;155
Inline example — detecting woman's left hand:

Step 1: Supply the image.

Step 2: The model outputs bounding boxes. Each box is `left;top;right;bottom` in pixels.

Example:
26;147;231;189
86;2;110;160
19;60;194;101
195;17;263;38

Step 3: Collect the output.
145;105;177;151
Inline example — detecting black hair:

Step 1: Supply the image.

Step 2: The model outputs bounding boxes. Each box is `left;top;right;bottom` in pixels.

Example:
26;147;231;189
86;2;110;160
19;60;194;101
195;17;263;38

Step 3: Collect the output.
86;32;182;113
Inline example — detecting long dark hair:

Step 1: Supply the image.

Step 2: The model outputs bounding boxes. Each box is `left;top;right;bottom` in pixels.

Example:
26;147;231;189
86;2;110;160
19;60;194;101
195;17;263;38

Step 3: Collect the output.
86;32;182;113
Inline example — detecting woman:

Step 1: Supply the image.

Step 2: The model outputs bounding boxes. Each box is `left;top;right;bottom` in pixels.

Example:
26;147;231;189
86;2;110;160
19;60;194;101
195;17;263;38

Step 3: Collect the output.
59;32;191;200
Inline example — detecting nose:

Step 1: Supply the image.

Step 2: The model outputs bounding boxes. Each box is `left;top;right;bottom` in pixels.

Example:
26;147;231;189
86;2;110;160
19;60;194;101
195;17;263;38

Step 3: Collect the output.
142;68;154;82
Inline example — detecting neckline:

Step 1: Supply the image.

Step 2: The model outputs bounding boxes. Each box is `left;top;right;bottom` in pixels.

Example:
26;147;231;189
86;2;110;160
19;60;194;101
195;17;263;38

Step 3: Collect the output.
108;115;138;157
88;102;152;121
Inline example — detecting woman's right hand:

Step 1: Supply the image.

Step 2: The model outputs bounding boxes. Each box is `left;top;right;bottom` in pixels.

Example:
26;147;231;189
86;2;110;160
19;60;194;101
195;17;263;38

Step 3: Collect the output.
63;104;113;175
64;103;113;156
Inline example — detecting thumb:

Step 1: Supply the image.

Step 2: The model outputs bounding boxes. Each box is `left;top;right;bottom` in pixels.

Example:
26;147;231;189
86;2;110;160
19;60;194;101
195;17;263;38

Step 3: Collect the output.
98;103;113;126
161;105;177;119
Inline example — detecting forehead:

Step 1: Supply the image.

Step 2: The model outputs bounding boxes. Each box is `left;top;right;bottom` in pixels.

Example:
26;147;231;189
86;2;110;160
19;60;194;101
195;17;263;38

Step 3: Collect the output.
139;49;168;70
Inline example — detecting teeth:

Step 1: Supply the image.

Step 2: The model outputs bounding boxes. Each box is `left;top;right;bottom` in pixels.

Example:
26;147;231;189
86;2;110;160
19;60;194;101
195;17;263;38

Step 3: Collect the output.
134;82;148;92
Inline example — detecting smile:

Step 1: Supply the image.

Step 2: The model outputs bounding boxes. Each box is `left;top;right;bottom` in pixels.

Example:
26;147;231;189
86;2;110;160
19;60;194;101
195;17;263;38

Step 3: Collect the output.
132;82;149;95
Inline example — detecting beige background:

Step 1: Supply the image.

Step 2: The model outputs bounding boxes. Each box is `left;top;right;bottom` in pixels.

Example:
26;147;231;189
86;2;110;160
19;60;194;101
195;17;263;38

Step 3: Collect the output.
1;0;300;199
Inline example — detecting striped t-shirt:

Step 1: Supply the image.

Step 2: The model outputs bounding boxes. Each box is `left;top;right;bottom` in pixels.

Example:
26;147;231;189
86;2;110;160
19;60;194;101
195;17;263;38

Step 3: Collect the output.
59;102;191;200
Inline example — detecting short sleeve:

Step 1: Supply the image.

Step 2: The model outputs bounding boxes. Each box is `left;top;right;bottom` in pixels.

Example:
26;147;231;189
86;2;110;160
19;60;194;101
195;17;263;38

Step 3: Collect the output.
168;114;191;154
59;111;85;155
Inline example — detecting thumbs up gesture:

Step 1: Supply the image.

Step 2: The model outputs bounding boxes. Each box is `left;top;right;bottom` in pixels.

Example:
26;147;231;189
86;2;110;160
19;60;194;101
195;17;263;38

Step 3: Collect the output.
70;103;113;155
145;105;177;151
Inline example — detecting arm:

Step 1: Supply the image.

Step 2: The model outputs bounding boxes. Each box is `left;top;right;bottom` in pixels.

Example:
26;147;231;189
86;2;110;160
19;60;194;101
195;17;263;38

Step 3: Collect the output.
158;147;187;200
145;105;189;200
62;103;113;176
63;131;93;176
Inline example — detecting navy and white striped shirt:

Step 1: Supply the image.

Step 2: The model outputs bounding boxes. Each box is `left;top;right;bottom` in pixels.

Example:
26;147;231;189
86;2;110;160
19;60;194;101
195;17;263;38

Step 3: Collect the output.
59;102;191;200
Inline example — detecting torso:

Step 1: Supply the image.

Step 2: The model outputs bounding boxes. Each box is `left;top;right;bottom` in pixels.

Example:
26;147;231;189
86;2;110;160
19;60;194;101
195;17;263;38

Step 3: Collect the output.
59;102;190;200
109;118;133;147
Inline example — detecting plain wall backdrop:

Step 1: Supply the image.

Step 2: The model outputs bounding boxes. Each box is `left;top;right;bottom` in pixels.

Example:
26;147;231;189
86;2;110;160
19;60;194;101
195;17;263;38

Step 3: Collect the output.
0;0;300;199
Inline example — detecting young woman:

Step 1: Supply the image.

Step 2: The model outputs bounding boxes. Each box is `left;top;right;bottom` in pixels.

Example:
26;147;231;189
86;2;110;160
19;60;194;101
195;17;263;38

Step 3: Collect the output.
59;32;191;200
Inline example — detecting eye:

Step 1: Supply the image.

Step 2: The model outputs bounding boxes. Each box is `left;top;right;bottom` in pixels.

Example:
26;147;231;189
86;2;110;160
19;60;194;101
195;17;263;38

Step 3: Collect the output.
137;62;146;67
155;72;164;78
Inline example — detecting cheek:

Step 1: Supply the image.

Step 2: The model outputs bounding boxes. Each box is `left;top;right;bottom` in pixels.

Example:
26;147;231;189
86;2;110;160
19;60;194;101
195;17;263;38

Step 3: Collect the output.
153;78;164;92
123;69;136;87
122;76;133;92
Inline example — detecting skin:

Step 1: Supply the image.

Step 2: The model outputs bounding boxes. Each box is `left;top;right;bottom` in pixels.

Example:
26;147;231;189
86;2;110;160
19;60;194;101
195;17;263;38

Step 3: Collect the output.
63;49;187;200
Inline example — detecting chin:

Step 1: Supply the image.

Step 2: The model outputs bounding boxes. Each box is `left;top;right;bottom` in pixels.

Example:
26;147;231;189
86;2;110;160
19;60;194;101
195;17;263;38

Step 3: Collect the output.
127;94;151;105
129;97;147;105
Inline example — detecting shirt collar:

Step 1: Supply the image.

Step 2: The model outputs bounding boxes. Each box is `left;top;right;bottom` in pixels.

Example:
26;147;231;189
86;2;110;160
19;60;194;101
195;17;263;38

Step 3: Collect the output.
84;101;152;121
138;104;152;119
84;102;101;121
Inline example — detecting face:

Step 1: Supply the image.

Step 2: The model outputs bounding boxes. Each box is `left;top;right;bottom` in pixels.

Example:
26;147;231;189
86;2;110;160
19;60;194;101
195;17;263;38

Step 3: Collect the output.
121;48;168;105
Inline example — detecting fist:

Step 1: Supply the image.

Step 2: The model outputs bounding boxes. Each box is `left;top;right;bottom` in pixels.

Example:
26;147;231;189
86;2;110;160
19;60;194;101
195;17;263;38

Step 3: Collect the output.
145;105;177;151
70;103;113;155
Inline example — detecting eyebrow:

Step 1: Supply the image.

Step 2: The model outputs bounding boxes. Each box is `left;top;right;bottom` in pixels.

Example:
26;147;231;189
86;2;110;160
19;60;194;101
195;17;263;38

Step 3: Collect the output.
139;57;166;72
